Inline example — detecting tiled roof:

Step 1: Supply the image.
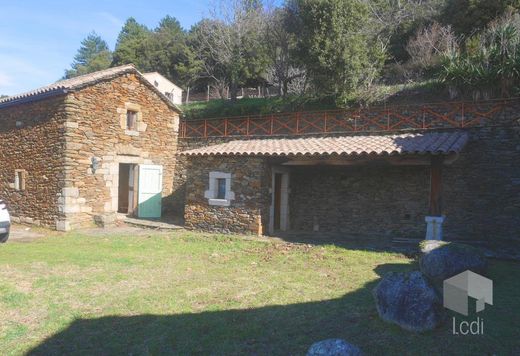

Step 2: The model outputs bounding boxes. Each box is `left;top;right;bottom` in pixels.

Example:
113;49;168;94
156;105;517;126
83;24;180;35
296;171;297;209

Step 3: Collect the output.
180;131;469;157
0;64;181;112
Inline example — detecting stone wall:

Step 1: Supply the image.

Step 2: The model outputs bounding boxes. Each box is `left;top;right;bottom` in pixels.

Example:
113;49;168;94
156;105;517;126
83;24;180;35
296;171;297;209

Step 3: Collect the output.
172;137;238;220
0;96;68;227
289;165;430;238
61;73;180;229
443;125;520;241
184;156;270;234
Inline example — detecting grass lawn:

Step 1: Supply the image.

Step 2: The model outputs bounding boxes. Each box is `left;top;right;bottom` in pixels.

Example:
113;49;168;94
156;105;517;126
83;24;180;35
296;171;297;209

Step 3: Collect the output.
0;229;519;355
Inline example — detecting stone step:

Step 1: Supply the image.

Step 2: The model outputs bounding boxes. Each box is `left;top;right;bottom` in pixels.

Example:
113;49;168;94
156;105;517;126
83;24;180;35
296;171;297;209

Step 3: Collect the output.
123;217;183;230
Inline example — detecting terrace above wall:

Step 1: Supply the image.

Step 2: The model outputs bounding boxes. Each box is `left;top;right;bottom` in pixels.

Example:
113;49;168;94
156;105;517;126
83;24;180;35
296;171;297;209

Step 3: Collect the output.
179;98;520;139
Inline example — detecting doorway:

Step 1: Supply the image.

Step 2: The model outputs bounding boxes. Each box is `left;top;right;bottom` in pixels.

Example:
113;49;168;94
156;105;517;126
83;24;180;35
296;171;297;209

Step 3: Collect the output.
269;167;290;234
118;163;138;214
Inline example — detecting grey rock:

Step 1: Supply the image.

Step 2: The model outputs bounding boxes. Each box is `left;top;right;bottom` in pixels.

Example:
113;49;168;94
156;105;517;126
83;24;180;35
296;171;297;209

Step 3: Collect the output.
419;241;488;284
307;339;362;356
373;271;445;332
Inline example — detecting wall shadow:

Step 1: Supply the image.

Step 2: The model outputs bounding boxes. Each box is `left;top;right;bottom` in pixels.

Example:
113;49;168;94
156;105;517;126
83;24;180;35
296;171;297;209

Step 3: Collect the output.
27;263;412;355
271;231;421;257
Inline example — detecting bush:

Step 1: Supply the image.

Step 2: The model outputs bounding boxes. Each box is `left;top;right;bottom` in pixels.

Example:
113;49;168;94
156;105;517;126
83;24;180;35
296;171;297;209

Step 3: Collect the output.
439;10;520;99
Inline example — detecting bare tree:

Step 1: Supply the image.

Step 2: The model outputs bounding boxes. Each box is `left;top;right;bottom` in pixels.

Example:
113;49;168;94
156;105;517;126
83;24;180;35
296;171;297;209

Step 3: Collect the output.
194;0;268;101
406;22;458;75
364;0;444;33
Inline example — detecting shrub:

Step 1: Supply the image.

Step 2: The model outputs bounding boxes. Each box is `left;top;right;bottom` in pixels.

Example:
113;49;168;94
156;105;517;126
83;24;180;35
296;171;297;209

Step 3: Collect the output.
439;10;520;99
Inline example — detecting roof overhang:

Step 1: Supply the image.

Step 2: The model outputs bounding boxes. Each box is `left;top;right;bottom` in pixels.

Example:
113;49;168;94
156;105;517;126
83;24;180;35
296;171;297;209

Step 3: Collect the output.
179;132;469;162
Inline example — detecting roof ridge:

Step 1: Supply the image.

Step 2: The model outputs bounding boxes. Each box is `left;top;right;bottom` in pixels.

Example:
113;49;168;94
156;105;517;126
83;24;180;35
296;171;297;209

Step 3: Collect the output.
54;64;136;86
0;64;138;106
0;64;181;113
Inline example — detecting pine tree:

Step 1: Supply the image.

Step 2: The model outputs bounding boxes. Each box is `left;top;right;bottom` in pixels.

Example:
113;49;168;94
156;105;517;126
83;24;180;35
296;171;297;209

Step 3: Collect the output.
112;18;151;69
64;32;112;78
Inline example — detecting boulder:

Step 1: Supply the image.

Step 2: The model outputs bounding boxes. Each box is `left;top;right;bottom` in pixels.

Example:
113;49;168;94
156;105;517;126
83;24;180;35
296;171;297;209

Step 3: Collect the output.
419;240;488;284
307;339;362;356
373;271;445;332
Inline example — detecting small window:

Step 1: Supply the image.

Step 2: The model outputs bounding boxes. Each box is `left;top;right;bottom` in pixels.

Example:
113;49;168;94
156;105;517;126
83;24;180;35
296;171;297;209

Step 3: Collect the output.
126;110;138;130
14;170;26;191
216;178;226;199
204;172;235;206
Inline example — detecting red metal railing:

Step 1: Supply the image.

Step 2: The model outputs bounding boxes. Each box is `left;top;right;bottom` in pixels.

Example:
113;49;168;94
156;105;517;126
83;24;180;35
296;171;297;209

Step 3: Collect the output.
180;98;520;138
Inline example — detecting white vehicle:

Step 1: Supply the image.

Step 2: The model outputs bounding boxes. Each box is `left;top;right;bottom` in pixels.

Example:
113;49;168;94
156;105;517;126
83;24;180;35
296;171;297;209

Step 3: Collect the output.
0;200;10;243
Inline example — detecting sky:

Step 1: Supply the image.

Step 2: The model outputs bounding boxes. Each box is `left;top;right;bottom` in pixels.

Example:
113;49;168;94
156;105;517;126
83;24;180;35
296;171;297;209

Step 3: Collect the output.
0;0;220;96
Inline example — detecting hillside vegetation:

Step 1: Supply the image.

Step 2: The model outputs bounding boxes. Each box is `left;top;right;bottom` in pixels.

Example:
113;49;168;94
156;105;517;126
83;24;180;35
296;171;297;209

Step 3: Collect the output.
181;81;447;120
64;1;520;118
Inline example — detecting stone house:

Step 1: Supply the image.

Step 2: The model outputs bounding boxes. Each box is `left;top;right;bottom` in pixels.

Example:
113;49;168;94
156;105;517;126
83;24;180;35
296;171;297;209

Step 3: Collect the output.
0;65;181;231
176;103;520;242
2;64;519;242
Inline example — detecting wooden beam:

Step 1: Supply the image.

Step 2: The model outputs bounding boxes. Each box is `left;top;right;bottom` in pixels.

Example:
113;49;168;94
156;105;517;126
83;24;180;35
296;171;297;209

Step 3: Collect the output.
280;153;461;167
429;155;443;216
282;157;432;166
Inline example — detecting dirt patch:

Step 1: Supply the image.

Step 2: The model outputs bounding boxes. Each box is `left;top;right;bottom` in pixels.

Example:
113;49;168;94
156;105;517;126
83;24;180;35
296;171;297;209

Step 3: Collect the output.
7;225;47;243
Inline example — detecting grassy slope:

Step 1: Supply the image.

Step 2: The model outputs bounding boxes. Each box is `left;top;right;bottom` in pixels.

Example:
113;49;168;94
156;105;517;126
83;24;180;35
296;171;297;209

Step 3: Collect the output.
181;96;338;120
0;230;518;355
181;81;448;120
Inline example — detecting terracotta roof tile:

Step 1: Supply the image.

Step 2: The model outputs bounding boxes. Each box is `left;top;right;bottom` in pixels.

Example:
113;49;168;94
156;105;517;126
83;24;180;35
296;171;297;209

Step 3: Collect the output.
180;131;469;157
0;64;181;112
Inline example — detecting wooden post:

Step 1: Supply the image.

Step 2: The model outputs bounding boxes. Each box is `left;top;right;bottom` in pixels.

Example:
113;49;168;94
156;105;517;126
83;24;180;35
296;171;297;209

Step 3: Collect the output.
429;155;443;216
207;85;210;102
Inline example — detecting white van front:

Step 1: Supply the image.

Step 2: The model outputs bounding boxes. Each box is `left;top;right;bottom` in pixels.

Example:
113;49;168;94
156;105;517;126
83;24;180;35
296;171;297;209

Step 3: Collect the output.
0;200;11;243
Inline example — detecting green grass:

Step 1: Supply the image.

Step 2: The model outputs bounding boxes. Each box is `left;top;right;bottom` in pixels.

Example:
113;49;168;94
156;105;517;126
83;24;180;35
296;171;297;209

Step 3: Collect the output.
0;230;519;355
181;96;339;120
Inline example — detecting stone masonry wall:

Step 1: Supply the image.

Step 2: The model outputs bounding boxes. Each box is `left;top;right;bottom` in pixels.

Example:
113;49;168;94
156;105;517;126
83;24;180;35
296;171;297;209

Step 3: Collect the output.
443;125;520;241
0;96;67;227
184;156;270;234
60;73;179;229
289;165;430;238
172;137;239;220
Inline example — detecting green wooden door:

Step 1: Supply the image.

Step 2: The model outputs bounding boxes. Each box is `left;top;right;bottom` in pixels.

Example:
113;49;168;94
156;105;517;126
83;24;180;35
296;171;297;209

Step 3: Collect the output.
137;165;163;218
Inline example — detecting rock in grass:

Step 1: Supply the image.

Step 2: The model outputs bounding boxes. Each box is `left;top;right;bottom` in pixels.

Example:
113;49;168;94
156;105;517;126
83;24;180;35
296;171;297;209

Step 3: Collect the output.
373;271;445;332
419;240;488;284
307;339;362;356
